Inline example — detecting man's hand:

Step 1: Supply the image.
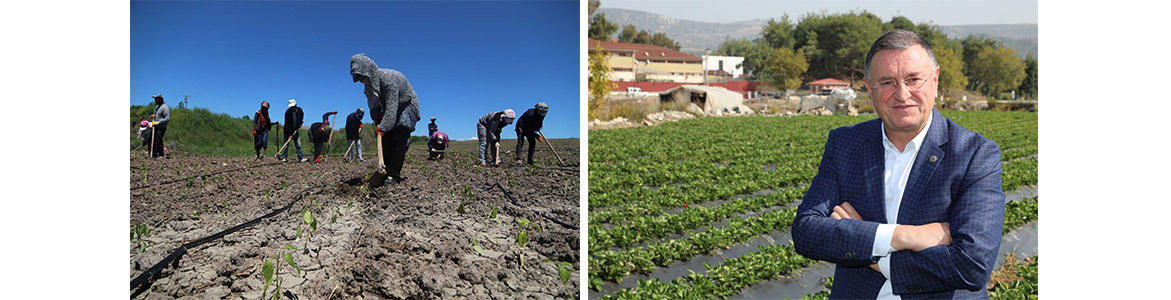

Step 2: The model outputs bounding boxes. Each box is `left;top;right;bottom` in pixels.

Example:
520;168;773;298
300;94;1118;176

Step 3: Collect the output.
375;128;384;137
893;223;952;252
829;202;862;220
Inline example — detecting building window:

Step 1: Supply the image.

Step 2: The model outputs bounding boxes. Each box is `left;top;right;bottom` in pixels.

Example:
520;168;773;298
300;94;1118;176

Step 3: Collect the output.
719;60;724;70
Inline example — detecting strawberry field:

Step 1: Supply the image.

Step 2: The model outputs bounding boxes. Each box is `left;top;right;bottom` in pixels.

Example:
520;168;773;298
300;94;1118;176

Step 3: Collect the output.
587;111;1038;299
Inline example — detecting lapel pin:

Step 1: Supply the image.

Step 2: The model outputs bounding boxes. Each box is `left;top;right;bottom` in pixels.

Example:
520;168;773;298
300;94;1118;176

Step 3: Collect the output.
930;155;938;162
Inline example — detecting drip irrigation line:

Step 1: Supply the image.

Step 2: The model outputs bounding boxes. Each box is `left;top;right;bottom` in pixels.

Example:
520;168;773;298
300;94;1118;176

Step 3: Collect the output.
493;182;578;230
131;161;284;191
131;161;372;296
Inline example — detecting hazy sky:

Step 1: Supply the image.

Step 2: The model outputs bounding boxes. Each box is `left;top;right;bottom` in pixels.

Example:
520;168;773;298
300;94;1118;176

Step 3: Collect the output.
132;1;578;140
602;0;1038;25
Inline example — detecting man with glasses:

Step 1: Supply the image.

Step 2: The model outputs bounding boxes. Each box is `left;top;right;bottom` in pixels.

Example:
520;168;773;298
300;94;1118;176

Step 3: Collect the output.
792;30;1005;299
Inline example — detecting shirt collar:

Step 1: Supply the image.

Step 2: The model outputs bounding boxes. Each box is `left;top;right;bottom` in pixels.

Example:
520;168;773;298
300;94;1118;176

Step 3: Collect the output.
880;113;933;154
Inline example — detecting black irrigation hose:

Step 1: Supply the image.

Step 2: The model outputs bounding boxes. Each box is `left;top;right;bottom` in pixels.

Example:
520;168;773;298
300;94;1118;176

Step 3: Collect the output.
493;182;579;230
131;161;285;191
130;162;372;296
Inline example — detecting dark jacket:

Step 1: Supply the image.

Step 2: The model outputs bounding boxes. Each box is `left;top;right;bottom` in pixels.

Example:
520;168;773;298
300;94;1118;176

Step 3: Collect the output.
515;109;545;134
253;107;273;134
309;122;330;143
428;121;438;137
351;54;420;133
284;106;304;135
346;109;365;140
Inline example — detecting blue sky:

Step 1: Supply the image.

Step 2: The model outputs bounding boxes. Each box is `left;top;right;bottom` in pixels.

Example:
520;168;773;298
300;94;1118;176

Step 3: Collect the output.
131;1;579;140
604;0;1037;25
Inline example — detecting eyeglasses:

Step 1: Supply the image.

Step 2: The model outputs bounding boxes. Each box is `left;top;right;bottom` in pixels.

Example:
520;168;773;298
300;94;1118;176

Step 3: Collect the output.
871;68;937;95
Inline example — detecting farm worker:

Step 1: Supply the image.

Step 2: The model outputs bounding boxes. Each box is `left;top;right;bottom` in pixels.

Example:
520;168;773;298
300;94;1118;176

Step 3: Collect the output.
514;102;548;164
791;30;1005;299
309;111;338;162
150;94;170;158
428;130;449;160
476;109;515;166
344;108;365;162
350;53;420;186
137;120;152;147
252;101;279;160
277;99;306;162
427;117;438;152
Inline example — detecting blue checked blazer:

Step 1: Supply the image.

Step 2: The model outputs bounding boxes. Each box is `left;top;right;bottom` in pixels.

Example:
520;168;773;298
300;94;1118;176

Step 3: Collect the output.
792;109;1005;299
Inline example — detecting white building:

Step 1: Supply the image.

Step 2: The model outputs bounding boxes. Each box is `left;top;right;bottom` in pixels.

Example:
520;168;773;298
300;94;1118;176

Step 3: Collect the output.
702;55;745;79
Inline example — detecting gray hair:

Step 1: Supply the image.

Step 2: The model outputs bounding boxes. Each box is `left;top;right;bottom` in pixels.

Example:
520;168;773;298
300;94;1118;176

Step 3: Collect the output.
863;30;938;80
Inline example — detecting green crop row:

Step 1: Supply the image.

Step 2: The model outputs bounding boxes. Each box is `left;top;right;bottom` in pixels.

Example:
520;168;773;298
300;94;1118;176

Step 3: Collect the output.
589;187;806;252
590;207;798;284
1003;197;1039;235
597;243;814;300
988;256;1038;300
1001;158;1038;192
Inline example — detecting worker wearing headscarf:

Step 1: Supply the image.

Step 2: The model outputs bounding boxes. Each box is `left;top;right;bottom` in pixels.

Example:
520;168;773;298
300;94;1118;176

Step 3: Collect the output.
476;109;515;166
351;53;420;185
345;108;366;162
252;101;279;160
514;102;549;164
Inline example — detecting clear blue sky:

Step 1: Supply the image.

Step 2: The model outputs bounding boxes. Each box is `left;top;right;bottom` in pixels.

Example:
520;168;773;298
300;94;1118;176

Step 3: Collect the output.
131;1;579;140
604;0;1037;25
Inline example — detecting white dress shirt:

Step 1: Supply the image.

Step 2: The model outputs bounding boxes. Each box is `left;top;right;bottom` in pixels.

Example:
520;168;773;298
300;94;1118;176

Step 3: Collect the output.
871;115;932;300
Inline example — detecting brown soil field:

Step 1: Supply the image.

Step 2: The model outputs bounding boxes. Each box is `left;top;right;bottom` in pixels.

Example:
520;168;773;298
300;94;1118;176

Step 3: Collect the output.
130;138;580;299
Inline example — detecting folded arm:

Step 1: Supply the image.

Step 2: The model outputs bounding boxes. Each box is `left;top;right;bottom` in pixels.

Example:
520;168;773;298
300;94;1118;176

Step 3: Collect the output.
889;140;1004;294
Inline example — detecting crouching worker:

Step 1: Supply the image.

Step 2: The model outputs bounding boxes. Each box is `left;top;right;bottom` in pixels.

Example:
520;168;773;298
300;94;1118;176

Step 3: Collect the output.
351;53;420;186
345;108;365;162
309;111;338;162
514;102;548;164
137;120;152;148
476;109;515;166
428;130;449;160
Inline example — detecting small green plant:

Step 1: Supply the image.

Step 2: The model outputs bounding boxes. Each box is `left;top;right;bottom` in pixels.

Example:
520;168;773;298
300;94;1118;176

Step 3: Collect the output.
130;221;154;253
192;205;207;218
559;262;575;300
517;218;531;270
262;244;301;300
489;206;499;224
461;185;475;200
457;202;466;215
469;236;483;254
185;177;195;193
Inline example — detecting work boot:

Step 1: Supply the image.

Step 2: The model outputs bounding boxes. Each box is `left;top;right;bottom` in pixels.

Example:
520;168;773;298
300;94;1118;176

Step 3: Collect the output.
299;157;308;163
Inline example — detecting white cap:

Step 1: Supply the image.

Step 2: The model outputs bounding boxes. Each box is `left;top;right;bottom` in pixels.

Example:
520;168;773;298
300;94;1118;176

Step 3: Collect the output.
288;99;297;107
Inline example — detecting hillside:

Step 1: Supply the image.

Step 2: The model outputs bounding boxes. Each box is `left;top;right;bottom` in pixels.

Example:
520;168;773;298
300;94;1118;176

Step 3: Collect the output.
598;8;1037;58
129;104;418;157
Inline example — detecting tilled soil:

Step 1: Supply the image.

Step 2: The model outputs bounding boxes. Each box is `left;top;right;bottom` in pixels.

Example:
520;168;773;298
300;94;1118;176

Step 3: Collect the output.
130;139;580;299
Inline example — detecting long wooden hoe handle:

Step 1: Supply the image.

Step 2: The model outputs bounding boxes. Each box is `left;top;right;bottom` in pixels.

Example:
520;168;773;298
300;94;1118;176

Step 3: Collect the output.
539;131;564;165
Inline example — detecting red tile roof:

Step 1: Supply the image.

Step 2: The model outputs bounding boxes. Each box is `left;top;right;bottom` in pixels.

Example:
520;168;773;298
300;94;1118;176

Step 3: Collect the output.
614;81;759;98
588;39;701;63
808;78;849;85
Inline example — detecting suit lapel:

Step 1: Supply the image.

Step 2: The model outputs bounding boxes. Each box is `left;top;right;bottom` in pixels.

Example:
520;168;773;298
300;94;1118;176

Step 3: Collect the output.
864;121;887;223
897;110;948;224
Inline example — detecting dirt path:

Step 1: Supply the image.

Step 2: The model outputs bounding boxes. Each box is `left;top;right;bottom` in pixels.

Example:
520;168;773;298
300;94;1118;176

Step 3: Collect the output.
130;139;580;299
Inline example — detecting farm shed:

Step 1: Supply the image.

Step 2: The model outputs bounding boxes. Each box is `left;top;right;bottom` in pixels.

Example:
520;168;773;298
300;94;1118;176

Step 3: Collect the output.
659;85;755;116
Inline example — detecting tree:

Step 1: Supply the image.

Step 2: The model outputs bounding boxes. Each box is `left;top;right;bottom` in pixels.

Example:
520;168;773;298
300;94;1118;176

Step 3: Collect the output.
761;15;796;49
961;34;1002;90
634;30;651;44
885;16;915;31
588;42;615;121
970;46;1026;96
588;0;617;41
714;37;770;78
762;47;808;91
649;32;680;50
793;11;883;81
1017;55;1038;99
617;25;638;43
933;47;967;97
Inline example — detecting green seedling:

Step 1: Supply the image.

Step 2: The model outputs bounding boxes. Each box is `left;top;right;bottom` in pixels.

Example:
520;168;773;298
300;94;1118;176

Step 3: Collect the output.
559;262;575;300
262;244;301;300
185;177;195;193
469;236;483;254
130;221;155;253
489;206;499;224
461;185;475;200
517;218;531;270
456;202;466;215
